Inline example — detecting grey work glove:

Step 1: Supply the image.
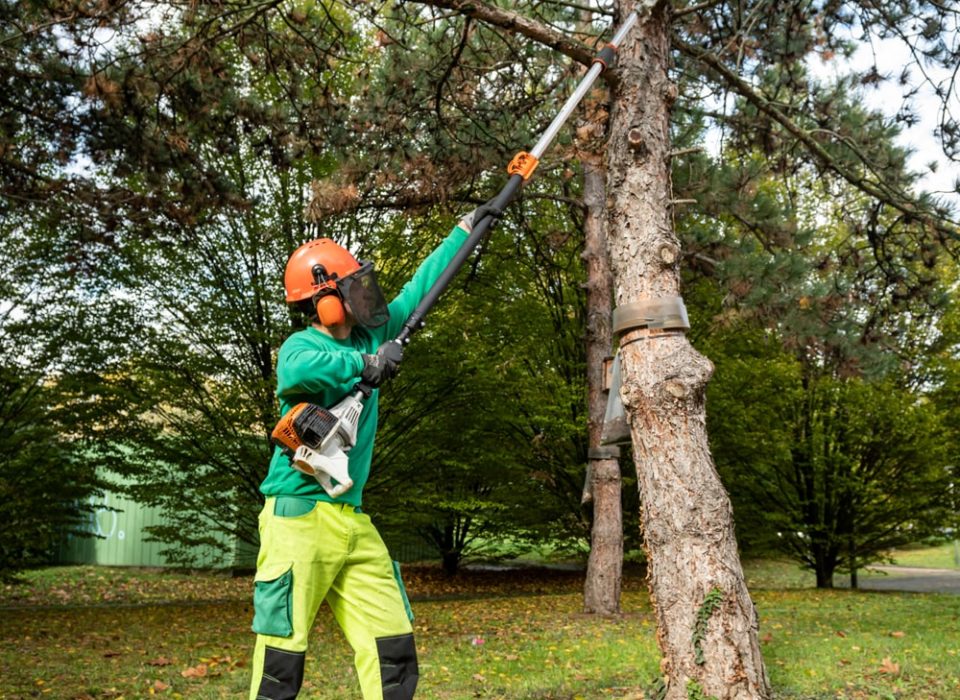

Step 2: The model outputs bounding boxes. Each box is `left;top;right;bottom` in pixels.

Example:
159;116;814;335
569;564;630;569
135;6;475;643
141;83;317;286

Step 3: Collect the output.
459;200;503;232
361;340;403;387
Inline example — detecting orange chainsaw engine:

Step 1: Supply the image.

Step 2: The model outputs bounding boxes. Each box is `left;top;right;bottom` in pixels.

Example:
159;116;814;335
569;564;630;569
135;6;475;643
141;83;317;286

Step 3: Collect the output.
272;403;340;453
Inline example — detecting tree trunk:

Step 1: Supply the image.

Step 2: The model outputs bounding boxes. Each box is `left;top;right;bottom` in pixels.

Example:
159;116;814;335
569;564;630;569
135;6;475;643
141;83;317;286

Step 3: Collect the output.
849;529;858;590
429;522;462;576
813;545;835;588
441;550;459;576
605;2;770;697
581;93;624;615
583;454;623;613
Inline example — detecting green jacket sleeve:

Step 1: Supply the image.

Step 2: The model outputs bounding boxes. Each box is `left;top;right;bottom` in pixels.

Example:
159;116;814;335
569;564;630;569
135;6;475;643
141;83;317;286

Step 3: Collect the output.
276;335;365;397
375;224;470;343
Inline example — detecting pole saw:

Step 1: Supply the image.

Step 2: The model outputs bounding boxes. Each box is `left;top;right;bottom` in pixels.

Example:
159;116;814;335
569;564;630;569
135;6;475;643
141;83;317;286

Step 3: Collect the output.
272;11;640;498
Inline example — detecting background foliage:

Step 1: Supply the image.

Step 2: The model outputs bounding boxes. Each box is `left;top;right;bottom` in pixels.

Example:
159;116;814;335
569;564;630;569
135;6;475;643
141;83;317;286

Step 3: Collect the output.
1;0;958;581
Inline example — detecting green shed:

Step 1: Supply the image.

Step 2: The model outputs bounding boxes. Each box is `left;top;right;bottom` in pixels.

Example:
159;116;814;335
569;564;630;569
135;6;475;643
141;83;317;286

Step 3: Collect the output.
58;487;256;570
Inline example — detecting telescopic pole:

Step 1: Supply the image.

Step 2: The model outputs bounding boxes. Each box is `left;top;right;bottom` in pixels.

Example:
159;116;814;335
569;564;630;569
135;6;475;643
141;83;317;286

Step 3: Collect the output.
394;11;639;346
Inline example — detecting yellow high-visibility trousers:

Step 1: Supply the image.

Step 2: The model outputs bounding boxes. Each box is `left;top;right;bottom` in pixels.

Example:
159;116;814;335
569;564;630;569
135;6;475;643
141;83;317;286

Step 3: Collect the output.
249;497;416;700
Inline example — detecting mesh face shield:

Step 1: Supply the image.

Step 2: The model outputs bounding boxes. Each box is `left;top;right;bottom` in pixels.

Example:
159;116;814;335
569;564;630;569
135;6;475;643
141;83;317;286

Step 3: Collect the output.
339;261;390;328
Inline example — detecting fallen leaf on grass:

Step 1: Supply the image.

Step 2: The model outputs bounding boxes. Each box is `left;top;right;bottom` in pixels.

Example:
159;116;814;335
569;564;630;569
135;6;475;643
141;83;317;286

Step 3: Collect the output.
147;657;173;667
835;630;846;638
890;630;906;638
152;680;169;692
195;653;246;671
878;657;900;675
181;664;208;678
761;633;773;643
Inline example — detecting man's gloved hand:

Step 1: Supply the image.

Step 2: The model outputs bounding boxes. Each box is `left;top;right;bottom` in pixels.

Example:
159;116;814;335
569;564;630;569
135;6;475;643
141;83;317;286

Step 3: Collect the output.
459;200;503;232
361;341;404;387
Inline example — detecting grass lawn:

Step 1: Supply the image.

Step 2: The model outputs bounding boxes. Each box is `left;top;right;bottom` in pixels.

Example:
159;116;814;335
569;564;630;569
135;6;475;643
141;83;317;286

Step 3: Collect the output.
1;563;958;699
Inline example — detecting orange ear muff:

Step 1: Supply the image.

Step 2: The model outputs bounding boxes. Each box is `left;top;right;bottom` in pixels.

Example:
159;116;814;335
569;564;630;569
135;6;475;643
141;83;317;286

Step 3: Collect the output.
316;293;346;327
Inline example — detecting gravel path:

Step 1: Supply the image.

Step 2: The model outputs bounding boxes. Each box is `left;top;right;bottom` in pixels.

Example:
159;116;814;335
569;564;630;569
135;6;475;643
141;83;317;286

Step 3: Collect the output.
853;566;960;594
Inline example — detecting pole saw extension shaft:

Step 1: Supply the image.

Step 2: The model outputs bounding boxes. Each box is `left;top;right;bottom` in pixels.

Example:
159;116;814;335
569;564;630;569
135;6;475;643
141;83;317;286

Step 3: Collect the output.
394;10;639;346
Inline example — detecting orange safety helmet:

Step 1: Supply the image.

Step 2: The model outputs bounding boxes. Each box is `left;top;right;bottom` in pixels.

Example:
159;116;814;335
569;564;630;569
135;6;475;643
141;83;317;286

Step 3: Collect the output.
284;238;361;302
284;238;361;327
283;238;390;329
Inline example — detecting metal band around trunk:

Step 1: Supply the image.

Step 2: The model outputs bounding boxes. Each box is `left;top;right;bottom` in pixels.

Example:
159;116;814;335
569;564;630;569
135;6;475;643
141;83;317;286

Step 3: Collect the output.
588;446;621;460
612;296;690;335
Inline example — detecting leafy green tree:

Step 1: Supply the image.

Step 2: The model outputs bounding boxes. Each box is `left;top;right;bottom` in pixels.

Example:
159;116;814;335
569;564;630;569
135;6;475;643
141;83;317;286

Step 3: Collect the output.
0;369;91;581
82;152;317;564
929;288;960;534
704;318;953;587
670;36;960;585
683;143;958;587
0;215;106;580
365;198;593;573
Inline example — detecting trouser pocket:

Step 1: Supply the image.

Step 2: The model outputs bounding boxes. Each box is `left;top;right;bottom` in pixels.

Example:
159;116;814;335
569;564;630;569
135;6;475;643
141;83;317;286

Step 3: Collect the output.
273;496;317;518
252;564;294;637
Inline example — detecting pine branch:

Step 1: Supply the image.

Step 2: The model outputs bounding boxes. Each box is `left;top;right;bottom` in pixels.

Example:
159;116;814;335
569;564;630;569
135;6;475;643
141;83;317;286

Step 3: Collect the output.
674;36;960;244
435;17;473;120
671;0;727;20
544;0;614;16
412;0;596;66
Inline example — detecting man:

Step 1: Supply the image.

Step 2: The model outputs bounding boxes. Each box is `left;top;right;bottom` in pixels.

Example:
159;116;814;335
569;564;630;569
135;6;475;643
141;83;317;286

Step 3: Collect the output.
250;211;484;700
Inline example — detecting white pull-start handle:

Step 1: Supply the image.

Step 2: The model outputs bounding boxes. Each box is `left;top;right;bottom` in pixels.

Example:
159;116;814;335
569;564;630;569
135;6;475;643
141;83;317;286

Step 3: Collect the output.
291;443;354;498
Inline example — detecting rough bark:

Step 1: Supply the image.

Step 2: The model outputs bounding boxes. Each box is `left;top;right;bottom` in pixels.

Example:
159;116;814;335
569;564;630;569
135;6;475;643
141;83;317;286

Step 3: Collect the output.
583;454;623;614
605;2;770;698
581;141;623;616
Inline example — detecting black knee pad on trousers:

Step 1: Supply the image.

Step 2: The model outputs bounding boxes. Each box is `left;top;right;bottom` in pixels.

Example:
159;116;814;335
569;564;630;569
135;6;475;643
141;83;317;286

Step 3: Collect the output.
255;646;305;700
377;633;418;700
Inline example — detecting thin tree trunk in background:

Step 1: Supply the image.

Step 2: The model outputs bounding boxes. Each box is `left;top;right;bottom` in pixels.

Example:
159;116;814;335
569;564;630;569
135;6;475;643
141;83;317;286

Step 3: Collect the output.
583;454;623;614
605;2;770;697
849;526;858;590
581;140;623;616
579;6;623;618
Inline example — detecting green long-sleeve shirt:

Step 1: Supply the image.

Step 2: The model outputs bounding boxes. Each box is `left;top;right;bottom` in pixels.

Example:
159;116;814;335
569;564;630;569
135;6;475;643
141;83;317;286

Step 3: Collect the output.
259;225;469;506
